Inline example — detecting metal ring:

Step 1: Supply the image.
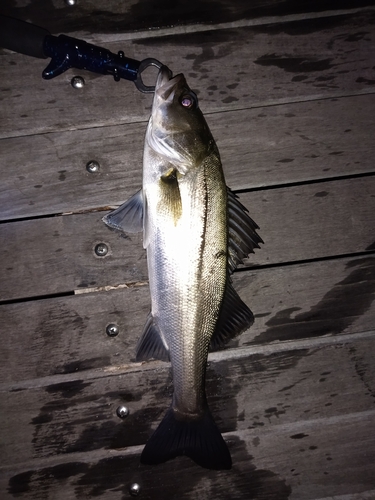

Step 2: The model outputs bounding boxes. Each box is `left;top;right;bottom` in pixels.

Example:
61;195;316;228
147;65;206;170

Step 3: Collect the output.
134;58;164;93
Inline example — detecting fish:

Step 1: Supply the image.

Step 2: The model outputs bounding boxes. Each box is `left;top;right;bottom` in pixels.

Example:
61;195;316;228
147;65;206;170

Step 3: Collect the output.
103;66;263;470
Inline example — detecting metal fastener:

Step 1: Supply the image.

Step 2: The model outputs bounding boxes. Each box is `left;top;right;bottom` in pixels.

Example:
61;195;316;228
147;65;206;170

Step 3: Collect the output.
106;323;119;337
95;243;108;257
86;160;100;173
129;483;141;496
116;406;129;418
71;76;85;88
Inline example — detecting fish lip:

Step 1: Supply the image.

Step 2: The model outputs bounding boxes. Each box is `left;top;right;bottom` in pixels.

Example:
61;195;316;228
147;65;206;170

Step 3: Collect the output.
155;67;185;102
155;65;173;89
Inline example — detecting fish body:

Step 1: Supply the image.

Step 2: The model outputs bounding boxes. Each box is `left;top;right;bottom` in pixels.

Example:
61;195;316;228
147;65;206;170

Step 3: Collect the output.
103;67;262;469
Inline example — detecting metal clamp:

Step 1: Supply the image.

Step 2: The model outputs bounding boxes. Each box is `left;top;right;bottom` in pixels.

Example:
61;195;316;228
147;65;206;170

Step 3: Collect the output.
135;58;164;93
42;34;163;93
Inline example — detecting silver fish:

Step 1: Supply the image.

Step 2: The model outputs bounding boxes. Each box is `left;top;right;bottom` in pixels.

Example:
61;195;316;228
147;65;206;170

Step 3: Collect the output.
103;66;262;469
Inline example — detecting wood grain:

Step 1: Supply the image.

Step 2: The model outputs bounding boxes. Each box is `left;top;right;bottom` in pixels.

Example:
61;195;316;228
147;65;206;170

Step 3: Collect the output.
1;11;375;139
0;332;374;480
1;94;375;220
1;255;374;383
0;212;147;301
1;176;374;301
1;3;375;498
1;410;375;500
2;0;374;35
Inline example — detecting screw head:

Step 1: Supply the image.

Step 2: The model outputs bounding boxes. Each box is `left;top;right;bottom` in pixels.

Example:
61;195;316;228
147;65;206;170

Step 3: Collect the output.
86;160;100;173
129;483;141;496
71;76;85;88
106;323;119;337
95;243;108;257
116;406;129;418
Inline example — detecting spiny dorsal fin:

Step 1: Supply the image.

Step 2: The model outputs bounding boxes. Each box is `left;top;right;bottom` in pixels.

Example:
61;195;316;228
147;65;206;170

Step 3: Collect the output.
102;190;143;233
136;313;170;362
210;279;254;351
227;187;263;273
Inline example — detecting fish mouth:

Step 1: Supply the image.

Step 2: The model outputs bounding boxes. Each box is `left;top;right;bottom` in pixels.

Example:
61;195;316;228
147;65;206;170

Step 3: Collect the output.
155;66;185;102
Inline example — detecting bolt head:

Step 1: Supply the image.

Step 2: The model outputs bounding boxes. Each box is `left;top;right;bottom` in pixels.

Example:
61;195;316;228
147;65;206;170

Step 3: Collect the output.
116;406;129;418
86;160;100;173
129;483;141;496
95;243;108;257
106;323;119;337
71;76;85;88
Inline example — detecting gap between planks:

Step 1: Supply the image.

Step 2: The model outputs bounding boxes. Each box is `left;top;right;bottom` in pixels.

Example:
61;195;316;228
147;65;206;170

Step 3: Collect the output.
0;407;374;475
2;88;375;142
1;246;374;306
81;6;375;43
0;329;374;393
2;169;375;225
74;280;149;295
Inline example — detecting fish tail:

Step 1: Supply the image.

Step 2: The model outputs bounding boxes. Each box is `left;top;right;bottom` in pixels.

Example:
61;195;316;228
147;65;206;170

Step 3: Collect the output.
140;407;232;470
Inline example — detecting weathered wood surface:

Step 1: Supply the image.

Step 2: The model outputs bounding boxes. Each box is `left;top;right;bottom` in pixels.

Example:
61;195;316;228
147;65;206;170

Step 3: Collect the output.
0;332;374;500
1;11;375;139
1;177;374;301
1;410;375;500
1;93;375;220
1;255;374;383
1;4;375;500
2;0;375;34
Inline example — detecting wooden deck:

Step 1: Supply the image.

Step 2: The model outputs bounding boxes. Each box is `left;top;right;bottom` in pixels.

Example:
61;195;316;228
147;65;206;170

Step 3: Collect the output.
1;1;375;498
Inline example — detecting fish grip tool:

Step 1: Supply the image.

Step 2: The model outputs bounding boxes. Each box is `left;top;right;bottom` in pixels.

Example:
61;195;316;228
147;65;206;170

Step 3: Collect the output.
0;14;163;93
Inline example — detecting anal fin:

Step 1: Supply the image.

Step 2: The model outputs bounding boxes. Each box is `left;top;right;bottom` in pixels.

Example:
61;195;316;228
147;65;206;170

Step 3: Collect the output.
136;313;170;362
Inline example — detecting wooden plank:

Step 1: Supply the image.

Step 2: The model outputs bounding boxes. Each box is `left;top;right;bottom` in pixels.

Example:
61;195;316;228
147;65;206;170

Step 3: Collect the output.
0;121;144;221
0;332;374;473
1;255;374;383
1;94;375;220
241;176;375;266
0;411;375;500
1;176;374;301
1;11;375;138
0;212;147;301
2;0;374;35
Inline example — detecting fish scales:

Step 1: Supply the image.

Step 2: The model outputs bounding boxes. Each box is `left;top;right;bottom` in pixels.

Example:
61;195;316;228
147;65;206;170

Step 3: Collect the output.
146;153;227;418
103;66;263;470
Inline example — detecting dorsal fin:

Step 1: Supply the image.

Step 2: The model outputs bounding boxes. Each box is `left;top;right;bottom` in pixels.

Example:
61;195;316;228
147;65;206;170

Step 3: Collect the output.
210;279;254;351
227;188;263;273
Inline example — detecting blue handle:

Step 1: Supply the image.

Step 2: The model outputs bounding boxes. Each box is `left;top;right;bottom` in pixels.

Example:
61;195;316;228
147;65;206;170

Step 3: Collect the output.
42;34;141;82
0;15;163;92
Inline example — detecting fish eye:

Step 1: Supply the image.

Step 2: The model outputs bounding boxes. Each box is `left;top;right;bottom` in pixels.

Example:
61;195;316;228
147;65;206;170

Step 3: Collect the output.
180;92;197;109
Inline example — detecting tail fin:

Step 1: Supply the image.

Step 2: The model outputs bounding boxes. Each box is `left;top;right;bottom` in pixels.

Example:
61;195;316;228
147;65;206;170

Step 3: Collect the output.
140;407;232;470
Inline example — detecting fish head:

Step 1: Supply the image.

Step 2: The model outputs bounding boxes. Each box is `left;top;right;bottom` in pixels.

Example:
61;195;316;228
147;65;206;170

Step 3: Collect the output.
147;66;215;174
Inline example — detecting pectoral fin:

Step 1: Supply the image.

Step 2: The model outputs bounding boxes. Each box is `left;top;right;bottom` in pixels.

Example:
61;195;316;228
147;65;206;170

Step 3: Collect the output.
210;279;254;351
159;167;182;225
102;190;143;233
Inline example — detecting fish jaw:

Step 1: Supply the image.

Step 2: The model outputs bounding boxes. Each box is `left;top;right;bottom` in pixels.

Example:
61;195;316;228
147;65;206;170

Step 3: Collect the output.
154;66;181;102
146;68;214;176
